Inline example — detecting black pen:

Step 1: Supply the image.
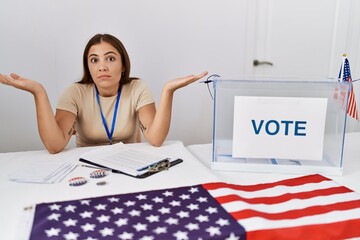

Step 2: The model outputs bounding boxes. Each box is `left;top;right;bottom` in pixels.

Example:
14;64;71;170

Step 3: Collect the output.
80;164;110;171
169;158;183;167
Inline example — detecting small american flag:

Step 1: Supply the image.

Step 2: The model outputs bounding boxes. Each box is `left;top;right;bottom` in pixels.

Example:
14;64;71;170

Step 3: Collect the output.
338;55;359;120
29;174;360;240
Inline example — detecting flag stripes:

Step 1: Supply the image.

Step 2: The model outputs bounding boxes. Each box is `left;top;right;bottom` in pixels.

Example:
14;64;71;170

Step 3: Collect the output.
347;78;359;120
203;174;360;240
231;199;360;220
247;218;360;240
215;186;352;205
203;174;328;191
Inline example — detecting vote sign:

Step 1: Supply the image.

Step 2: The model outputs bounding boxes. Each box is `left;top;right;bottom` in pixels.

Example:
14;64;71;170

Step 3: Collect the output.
232;96;328;160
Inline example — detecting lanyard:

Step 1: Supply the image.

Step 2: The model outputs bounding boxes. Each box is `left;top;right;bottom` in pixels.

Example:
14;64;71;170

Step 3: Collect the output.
95;85;121;145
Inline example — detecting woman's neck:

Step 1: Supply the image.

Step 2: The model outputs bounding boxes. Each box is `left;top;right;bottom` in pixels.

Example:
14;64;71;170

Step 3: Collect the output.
96;85;120;97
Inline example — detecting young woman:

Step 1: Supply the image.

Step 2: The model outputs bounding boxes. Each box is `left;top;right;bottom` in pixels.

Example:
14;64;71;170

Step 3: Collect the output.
0;34;208;153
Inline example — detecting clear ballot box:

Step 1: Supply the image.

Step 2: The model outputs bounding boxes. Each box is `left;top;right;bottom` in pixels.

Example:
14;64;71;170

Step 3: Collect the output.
211;78;351;176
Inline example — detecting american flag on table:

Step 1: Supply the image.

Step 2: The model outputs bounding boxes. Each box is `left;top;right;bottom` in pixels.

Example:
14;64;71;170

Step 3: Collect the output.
28;174;360;240
338;55;359;120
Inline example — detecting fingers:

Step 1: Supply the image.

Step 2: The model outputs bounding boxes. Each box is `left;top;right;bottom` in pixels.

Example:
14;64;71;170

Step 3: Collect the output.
0;73;20;86
10;73;20;79
0;73;12;85
190;71;208;82
182;71;208;82
197;71;209;79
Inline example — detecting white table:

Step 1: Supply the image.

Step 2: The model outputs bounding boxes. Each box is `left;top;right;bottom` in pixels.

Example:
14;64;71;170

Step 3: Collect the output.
0;141;219;240
1;134;359;239
187;132;360;192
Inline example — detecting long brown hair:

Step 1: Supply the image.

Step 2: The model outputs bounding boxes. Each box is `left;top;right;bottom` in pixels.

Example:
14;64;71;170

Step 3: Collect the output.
77;33;137;86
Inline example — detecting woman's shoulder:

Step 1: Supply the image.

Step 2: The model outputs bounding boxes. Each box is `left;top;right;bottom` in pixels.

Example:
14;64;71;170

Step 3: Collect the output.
64;83;94;93
125;78;150;91
60;83;94;100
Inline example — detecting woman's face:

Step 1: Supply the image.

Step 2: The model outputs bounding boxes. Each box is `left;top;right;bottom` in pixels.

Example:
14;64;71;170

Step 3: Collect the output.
88;41;124;96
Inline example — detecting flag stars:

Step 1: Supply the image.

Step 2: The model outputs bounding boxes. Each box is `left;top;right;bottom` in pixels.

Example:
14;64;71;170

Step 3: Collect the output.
146;214;160;223
187;203;199;211
128;209;141;217
133;222;147;232
31;185;247;240
179;194;190;200
115;218;128;227
63;218;78;227
173;230;189;240
108;197;120;202
111;207;123;214
165;217;179;225
136;194;147;200
94;203;107;211
80;223;96;232
80;200;91;205
196;197;208;203
176;211;189;218
152;196;163;203
216;218;230;226
158;207;171;214
99;227;114;237
79;211;93;218
185;222;199;231
196;214;209;222
48;213;61;221
84;237;97;240
63;231;79;240
169;200;181;207
206;226;221;237
188;187;199;194
140;236;155;240
124;200;136;207
49;203;61;211
163;191;173;197
205;206;218;214
140;203;153;210
153;226;167;234
118;231;133;240
96;214;110;223
45;227;61;237
225;232;241;240
65;205;77;212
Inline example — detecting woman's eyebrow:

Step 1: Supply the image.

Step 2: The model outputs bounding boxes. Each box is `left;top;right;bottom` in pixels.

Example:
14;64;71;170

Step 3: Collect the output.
104;51;117;56
88;51;117;58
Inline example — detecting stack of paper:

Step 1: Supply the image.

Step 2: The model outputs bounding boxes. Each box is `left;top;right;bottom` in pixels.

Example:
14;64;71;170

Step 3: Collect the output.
8;159;77;184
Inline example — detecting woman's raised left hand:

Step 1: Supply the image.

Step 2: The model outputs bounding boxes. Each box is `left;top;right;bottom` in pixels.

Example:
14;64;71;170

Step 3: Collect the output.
164;71;208;94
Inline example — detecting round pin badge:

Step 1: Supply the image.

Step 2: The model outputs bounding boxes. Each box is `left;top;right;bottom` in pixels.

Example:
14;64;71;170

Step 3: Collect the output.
90;169;108;179
68;177;87;186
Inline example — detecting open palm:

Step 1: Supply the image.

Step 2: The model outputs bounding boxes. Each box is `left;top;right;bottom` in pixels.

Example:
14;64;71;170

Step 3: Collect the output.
0;73;42;94
165;71;208;93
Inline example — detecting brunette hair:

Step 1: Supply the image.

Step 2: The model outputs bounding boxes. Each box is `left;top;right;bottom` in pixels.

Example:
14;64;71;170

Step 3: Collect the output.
77;33;137;86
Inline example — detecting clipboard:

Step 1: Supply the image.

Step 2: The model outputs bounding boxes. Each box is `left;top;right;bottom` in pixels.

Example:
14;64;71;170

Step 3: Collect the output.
79;158;183;178
78;142;183;178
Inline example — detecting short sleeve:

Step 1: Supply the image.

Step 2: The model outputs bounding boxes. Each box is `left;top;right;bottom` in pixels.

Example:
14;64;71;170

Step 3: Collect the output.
132;80;155;111
56;84;79;116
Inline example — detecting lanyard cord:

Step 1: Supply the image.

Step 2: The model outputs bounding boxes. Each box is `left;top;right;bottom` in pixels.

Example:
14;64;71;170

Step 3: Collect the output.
95;85;121;145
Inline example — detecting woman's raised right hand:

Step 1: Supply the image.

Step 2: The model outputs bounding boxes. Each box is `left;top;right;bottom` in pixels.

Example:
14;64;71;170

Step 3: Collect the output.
0;73;44;95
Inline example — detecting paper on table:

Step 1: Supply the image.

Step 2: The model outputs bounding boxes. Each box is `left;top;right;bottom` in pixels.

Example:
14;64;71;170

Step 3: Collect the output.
79;142;172;176
8;159;77;184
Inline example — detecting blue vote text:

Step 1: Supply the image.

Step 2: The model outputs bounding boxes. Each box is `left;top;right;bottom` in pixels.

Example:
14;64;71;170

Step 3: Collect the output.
251;119;307;136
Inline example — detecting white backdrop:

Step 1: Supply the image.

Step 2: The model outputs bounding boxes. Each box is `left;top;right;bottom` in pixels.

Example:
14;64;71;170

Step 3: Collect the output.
0;0;251;152
1;0;359;152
